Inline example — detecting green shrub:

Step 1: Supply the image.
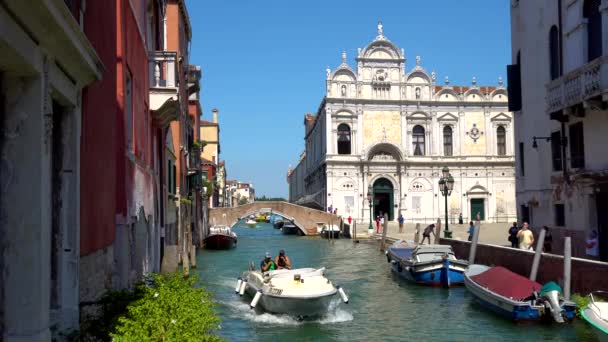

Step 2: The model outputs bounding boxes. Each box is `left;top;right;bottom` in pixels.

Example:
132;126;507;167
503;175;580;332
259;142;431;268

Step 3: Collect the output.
111;273;222;342
571;293;590;318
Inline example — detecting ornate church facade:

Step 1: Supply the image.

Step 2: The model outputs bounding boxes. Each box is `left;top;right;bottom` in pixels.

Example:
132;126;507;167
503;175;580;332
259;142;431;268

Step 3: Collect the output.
287;23;517;223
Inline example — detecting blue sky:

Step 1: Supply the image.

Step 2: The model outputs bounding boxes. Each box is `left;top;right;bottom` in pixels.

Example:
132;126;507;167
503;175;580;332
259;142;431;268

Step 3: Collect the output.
186;0;512;198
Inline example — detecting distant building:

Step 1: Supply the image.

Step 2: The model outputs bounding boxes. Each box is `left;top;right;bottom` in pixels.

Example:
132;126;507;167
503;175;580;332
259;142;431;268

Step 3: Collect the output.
233;182;256;205
510;0;608;260
287;23;516;223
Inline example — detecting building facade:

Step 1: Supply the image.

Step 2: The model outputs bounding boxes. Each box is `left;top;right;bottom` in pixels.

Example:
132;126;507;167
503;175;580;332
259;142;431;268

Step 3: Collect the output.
510;0;608;260
288;23;516;224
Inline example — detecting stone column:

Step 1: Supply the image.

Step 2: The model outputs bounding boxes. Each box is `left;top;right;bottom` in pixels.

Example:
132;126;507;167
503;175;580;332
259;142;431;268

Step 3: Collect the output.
2;74;52;341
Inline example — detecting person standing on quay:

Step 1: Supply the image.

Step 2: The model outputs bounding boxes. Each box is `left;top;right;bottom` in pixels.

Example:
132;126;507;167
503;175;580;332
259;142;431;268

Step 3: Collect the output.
347;215;352;225
508;222;519;248
458;213;464;225
375;215;381;233
468;221;475;241
398;213;404;233
421;224;435;244
517;222;534;251
586;230;599;259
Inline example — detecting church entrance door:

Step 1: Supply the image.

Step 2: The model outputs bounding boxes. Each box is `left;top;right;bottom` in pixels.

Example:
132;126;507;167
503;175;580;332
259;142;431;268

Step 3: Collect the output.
373;178;394;221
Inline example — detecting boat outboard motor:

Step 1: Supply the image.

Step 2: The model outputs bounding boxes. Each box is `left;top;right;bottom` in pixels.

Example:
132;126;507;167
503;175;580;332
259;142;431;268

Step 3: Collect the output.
543;290;565;323
540;281;565;323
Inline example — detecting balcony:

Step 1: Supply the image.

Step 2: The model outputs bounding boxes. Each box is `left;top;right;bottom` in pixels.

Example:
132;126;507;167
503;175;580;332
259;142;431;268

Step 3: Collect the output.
149;51;179;127
546;56;608;115
188;146;201;171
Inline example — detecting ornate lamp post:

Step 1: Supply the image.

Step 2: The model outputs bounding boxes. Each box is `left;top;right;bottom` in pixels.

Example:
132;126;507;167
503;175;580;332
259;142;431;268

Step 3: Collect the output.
438;166;455;238
367;185;373;231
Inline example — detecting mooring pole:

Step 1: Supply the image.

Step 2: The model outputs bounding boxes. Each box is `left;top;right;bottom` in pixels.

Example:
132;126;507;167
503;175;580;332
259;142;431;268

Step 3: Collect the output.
468;221;481;264
380;213;389;251
414;223;420;244
564;237;572;300
530;226;547;281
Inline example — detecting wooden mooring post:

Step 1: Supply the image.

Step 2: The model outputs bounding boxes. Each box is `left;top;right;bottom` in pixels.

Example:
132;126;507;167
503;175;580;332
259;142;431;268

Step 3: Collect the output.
380;213;389;251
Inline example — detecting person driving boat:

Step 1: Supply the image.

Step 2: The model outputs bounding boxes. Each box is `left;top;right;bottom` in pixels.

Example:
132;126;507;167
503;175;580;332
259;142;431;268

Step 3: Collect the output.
275;249;292;270
260;252;276;272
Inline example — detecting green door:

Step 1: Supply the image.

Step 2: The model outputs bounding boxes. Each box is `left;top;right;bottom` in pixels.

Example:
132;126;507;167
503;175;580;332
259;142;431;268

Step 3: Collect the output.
373;178;394;220
470;199;485;221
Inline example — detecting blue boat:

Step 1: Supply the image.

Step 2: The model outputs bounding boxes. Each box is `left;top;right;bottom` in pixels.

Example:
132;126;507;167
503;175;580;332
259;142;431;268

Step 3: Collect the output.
464;264;576;323
386;243;468;287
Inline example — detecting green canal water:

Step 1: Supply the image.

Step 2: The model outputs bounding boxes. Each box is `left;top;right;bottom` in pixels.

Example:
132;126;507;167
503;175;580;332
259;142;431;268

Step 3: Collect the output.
195;221;597;342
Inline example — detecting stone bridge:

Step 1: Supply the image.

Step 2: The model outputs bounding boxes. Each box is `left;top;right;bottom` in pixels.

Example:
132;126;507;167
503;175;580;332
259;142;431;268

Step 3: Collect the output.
209;201;340;235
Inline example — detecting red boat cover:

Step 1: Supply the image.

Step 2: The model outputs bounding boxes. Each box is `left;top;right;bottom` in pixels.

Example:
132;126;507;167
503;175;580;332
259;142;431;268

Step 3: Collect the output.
471;266;542;300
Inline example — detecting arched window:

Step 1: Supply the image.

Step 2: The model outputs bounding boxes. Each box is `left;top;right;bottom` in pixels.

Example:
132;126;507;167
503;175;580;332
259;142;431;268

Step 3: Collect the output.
337;124;351;155
497;126;506;156
549;25;560;80
584;0;603;62
443;126;453;156
412;125;425;156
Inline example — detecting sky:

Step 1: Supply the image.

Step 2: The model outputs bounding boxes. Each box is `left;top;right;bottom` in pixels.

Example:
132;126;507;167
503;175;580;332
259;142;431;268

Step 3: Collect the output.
185;0;512;198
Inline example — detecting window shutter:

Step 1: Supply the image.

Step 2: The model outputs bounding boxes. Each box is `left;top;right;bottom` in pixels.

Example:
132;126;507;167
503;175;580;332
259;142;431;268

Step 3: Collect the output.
507;64;522;111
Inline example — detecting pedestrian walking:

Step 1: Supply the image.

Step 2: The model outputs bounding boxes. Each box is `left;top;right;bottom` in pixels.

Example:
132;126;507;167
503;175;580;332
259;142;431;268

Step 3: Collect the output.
347;215;352;225
458;213;464;225
333;207;338;215
398;214;404;233
517;222;534;251
421;224;435;244
467;221;475;241
375;216;381;233
508;222;519;248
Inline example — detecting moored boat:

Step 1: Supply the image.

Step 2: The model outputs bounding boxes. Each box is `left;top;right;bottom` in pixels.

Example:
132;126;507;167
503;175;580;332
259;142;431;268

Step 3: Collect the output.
236;267;349;318
273;218;284;229
320;224;340;239
386;243;467;287
204;225;237;250
464;265;575;323
281;222;302;235
581;291;608;341
255;214;266;222
245;219;257;227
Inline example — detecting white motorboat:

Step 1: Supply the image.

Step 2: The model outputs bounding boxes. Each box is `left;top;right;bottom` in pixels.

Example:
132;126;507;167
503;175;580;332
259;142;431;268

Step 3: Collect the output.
236;267;349;318
245;219;257;227
320;224;340;239
203;225;237;250
582;291;608;341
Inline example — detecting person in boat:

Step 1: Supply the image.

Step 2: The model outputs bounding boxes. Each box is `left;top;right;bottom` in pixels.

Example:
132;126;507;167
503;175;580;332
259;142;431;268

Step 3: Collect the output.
260;252;277;272
275;249;292;270
421;224;435;244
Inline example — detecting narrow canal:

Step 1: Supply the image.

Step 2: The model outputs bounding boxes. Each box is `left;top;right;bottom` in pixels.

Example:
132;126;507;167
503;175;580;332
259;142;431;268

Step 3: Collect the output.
195;221;595;341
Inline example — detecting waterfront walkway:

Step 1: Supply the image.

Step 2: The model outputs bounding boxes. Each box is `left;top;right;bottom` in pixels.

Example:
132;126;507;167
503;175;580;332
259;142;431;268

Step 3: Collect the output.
354;221;512;246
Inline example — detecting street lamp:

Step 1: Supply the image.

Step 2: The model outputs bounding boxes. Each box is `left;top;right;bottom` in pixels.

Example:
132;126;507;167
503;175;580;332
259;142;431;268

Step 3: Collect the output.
367;185;373;231
438;166;455;238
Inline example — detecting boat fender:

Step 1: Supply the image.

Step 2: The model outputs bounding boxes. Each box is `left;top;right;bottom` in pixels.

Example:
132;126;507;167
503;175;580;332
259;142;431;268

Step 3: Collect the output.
239;280;247;296
397;263;403;273
386;252;391;263
235;277;243;294
337;286;349;304
250;290;263;309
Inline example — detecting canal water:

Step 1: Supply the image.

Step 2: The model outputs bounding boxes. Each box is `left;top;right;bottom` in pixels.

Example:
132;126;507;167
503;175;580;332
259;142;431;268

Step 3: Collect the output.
195;221;596;342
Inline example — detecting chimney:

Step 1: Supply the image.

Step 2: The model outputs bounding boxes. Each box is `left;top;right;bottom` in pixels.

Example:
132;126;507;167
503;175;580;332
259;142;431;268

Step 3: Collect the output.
212;108;219;123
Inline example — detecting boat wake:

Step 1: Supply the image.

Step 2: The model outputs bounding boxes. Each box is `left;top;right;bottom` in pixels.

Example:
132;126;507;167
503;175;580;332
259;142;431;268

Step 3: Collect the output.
220;299;353;325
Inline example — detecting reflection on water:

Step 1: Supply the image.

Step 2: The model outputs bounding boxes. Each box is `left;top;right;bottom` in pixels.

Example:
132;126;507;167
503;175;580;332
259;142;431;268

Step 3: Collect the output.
195;221;597;342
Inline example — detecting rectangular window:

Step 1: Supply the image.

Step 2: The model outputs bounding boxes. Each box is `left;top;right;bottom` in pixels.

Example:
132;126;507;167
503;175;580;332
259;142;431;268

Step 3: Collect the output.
569;122;585;168
551;131;563;171
507;63;522;111
554;203;565;226
519;142;525;176
172;164;177;194
520;204;530;224
125;70;133;151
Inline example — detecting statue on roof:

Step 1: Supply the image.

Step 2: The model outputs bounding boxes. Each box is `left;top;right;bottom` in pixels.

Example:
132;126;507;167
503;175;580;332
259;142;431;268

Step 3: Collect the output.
326;66;331;79
498;76;504;87
431;71;436;81
416;55;421;66
377;21;384;36
342;51;347;64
